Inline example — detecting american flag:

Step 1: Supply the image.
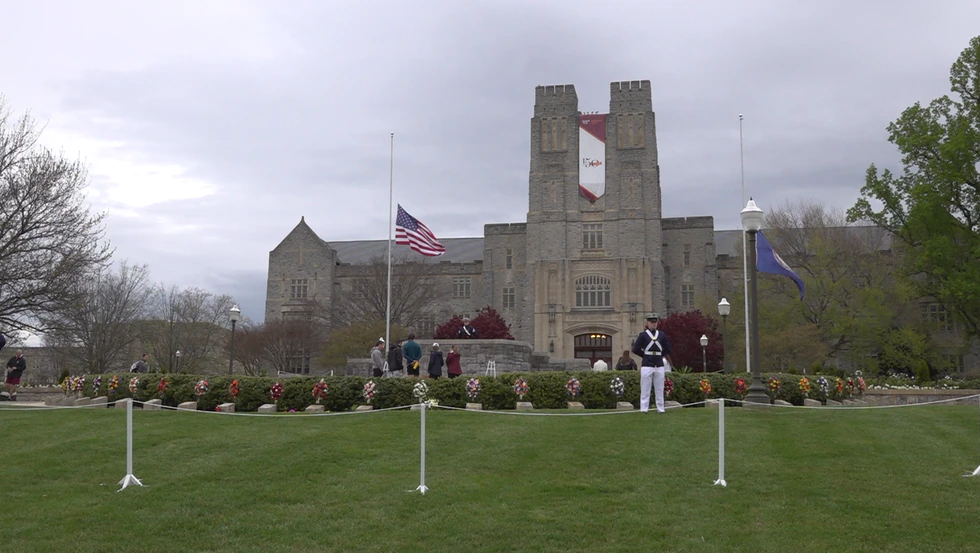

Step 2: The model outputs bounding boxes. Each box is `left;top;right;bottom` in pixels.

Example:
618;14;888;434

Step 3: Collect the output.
395;204;446;256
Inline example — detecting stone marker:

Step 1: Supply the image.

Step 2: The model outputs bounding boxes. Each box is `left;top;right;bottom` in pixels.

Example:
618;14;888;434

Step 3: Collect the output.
842;399;858;406
177;401;198;411
45;397;60;406
305;405;325;413
516;401;533;411
774;399;792;406
706;400;719;408
665;400;683;409
567;401;585;410
616;401;634;410
803;398;822;407
825;399;842;407
143;399;162;411
74;397;92;406
61;397;76;406
465;402;483;410
217;402;235;413
257;403;277;413
355;405;373;411
90;396;108;407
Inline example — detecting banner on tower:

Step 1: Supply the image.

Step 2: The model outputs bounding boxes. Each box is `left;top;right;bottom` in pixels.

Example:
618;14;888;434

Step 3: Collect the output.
578;114;606;202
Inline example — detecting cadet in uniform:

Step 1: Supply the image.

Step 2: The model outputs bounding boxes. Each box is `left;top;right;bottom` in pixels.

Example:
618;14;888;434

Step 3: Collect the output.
631;313;675;413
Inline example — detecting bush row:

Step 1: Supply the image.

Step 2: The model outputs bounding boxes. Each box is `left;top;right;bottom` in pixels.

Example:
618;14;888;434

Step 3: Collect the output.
65;371;865;412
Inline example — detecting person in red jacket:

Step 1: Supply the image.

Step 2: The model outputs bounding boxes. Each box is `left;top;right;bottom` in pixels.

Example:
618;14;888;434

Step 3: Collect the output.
446;345;462;379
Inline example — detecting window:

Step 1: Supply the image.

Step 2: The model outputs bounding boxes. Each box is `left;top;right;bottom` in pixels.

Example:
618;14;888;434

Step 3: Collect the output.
416;315;435;339
540;117;568;152
582;224;603;251
617;113;645;149
681;285;695;308
575;275;611;308
923;303;953;331
505;249;513;269
453;277;472;299
288;352;311;375
290;279;309;299
502;287;516;309
282;311;312;321
683;244;691;267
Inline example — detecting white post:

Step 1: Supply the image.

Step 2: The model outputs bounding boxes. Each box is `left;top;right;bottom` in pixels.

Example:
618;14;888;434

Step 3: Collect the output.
416;401;429;494
966;395;980;477
739;114;751;374
117;398;144;491
714;398;727;486
385;132;393;368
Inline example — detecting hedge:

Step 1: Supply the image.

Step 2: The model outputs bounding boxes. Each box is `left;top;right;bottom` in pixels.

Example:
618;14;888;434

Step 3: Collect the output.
62;371;869;412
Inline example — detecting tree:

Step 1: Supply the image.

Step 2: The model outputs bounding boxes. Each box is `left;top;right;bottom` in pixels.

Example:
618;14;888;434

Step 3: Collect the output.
657;310;723;372
330;256;439;329
41;261;152;374
848;36;980;338
433;307;514;340
230;322;269;376
142;285;236;373
319;320;409;369
261;318;326;374
0;97;113;331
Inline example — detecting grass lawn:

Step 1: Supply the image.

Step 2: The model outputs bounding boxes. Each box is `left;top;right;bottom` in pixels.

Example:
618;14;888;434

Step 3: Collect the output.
1;403;979;552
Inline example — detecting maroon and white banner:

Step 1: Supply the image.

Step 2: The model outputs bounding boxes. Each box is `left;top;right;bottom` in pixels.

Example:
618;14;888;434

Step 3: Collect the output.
579;114;606;202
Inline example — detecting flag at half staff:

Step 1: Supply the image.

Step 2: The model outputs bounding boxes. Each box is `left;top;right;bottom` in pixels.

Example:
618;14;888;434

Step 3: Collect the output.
757;230;805;300
395;204;446;256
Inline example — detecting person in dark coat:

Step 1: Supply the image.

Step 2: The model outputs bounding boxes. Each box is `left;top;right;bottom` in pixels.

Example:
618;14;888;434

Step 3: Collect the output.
387;339;404;377
446;345;462;379
4;349;27;401
427;343;444;379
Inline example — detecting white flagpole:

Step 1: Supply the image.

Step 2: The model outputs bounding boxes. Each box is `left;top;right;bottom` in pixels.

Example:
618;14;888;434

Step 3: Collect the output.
385;132;393;375
739;114;751;374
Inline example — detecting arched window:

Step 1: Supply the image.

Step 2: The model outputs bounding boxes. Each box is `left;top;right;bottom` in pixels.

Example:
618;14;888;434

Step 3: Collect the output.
575;275;611;308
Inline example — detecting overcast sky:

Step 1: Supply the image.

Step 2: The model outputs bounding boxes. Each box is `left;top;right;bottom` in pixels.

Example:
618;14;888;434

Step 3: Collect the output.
2;0;978;326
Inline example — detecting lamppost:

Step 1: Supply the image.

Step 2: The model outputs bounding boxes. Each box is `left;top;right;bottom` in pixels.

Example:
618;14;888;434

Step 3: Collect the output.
718;298;730;373
741;199;769;406
175;350;182;373
228;304;240;375
700;334;708;372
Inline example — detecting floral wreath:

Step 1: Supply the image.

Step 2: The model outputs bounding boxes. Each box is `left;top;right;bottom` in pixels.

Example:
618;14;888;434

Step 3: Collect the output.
845;377;855;393
230;379;240;399
565;377;581;398
194;379;210;397
465;378;481;401
108;375;120;395
312;379;328;404
157;376;170;396
664;377;675;397
513;377;529;400
699;378;712;396
733;376;748;396
412;381;429;403
768;377;781;393
817;376;829;394
798;376;811;396
835;377;844;394
609;376;625;398
129;376;139;395
363;380;376;404
92;376;102;393
270;382;283;401
856;376;867;393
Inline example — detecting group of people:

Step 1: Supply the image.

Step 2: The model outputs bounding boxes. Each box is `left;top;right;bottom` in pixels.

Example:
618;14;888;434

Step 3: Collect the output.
370;317;480;379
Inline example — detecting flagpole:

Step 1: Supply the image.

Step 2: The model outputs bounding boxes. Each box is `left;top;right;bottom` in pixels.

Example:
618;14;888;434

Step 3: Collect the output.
385;132;393;374
739;114;751;374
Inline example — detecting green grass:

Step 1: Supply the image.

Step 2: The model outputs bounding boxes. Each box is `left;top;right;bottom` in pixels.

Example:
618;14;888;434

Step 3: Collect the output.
1;404;979;552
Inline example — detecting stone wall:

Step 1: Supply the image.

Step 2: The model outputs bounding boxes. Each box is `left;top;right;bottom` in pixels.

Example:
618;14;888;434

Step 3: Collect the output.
862;389;979;405
346;339;532;376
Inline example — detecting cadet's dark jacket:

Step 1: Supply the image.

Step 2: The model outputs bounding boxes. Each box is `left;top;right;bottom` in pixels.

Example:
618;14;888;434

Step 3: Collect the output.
631;329;672;368
427;350;444;378
387;345;404;372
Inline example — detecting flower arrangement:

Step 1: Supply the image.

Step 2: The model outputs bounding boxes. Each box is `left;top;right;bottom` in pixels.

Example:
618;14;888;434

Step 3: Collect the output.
835;377;844;394
466;378;481;401
60;377;69;394
513;377;529;400
63;375;84;394
92;376;102;394
733;376;748;396
157;376;170;397
817;376;829;394
108;375;119;395
270;382;283;401
215;405;222;412
664;377;674;397
846;377;855;394
312;379;328;404
566;377;581;398
699;378;712;396
194;379;209;397
798;376;811;397
609;376;625;397
412;381;429;403
129;376;139;395
229;379;240;399
768;377;781;393
363;380;376;403
857;376;867;393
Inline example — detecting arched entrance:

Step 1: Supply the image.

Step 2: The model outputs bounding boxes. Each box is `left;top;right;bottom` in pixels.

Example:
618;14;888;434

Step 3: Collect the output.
574;333;613;367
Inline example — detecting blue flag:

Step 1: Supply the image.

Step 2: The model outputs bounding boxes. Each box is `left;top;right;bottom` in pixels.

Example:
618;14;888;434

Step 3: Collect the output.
756;231;805;300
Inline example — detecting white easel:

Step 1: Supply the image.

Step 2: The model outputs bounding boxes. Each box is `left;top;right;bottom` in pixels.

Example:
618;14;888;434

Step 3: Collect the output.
485;359;496;377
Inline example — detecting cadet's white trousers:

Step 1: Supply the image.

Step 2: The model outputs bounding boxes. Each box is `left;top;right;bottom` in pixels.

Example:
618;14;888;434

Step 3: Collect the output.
640;366;666;413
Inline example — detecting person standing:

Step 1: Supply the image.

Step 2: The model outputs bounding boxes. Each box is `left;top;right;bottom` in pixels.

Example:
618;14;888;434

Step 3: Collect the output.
615;350;637;371
446;345;462;379
387;338;404;378
403;333;422;377
631;313;675;413
130;353;149;373
457;317;478;339
427;343;444;379
4;349;27;401
370;339;385;377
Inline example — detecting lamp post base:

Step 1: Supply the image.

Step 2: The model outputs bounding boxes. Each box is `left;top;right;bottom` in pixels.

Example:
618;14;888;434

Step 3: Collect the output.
743;378;771;409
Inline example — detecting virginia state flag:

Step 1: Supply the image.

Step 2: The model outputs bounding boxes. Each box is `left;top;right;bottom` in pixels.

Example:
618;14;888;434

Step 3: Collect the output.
757;231;805;300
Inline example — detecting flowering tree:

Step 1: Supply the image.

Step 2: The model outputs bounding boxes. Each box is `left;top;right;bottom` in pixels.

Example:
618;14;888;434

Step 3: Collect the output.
433;306;514;340
657;310;723;372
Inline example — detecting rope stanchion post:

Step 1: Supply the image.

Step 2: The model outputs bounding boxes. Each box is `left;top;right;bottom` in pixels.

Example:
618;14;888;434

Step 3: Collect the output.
415;401;429;494
966;394;980;478
714;398;727;487
118;398;144;491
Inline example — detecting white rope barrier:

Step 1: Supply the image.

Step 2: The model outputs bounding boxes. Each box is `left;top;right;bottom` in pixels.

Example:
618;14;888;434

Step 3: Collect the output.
728;394;980;410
